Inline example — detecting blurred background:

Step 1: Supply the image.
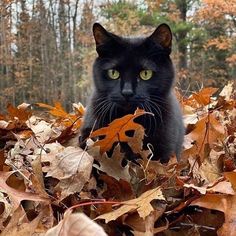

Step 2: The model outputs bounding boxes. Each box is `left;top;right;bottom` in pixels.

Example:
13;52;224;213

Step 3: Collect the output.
0;0;235;111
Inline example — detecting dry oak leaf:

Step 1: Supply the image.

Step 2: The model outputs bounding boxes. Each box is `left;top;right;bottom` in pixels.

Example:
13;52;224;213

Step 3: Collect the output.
36;102;84;129
42;146;93;200
219;81;234;100
100;175;134;201
187;151;221;184
184;112;225;161
27;116;61;143
191;171;236;236
7;103;32;123
1;206;46;236
0;171;49;211
124;206;166;234
96;186;165;223
0;192;12;231
192;87;218;106
45;210;108;236
36;102;69;118
191;194;236;236
90;108;148;154
91;144;131;182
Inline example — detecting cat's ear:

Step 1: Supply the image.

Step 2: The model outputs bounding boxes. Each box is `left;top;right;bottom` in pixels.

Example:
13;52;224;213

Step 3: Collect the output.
149;23;172;51
93;23;111;46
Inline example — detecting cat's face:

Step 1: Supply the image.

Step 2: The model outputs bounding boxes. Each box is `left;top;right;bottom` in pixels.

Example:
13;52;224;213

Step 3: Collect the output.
92;23;174;112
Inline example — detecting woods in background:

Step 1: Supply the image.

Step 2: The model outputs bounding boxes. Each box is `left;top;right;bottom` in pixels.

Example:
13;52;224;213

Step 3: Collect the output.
0;0;235;110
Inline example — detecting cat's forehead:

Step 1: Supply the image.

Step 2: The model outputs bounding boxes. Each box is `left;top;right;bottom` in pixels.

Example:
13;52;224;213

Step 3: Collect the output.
121;36;146;46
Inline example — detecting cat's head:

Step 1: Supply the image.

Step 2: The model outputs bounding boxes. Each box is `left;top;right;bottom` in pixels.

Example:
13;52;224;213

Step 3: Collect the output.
92;23;174;111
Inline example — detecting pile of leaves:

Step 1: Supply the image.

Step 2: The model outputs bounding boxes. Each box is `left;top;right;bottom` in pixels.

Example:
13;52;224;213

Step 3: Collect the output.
0;82;235;236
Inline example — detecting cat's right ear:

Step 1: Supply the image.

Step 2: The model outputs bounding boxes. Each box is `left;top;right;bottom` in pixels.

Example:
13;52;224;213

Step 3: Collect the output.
93;23;111;46
149;23;172;53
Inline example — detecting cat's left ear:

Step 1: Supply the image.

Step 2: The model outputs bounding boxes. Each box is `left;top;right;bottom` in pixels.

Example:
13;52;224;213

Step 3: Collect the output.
93;23;111;46
149;24;172;52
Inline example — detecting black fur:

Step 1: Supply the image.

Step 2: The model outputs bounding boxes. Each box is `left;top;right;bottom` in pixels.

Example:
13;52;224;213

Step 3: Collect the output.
80;23;185;163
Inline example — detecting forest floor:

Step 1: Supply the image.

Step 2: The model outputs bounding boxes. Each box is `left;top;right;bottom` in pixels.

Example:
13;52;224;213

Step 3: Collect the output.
0;82;235;236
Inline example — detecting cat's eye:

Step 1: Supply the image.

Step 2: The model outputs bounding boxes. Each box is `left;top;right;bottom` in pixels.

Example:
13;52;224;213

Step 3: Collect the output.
140;70;153;80
107;69;120;80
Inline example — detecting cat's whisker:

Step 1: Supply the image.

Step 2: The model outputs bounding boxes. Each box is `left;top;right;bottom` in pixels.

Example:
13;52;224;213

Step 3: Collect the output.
99;102;112;127
147;97;172;115
144;102;157;135
96;101;110;127
94;99;108;114
140;104;148;134
145;99;163;124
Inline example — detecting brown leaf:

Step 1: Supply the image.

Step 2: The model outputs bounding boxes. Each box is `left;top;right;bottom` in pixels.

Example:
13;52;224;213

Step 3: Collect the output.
0;171;49;210
100;175;134;201
192;87;218;106
0;192;12;230
90;108;148;154
42;145;93;200
7;103;32;123
96;186;165;223
191;194;236;236
124;206;166;233
36;102;68;118
45;210;108;236
0;149;7;171
91;145;131;182
224;172;236;191
36;102;83;130
27;117;61;143
208;181;235;195
1;206;47;236
184;112;225;161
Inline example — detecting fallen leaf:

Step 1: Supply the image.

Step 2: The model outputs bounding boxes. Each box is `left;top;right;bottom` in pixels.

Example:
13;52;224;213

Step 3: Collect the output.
191;194;236;236
1;206;47;236
219;82;234;100
90;108;148;153
0;171;49;211
0;192;12;230
185;112;225;161
92;145;131;182
45;210;108;236
36;102;68;118
192;87;218;106
7;103;32;122
100;175;134;201
96;186;165;223
224;172;236;191
42;146;93;199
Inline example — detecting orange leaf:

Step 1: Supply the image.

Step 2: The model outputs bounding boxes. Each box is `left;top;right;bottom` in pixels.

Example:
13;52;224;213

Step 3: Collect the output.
184;112;225;161
192;87;218;106
7;103;32;122
90;108;148;154
36;102;68;118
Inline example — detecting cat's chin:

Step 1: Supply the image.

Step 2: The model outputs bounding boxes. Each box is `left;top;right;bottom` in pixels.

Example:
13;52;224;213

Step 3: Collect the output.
114;102;140;113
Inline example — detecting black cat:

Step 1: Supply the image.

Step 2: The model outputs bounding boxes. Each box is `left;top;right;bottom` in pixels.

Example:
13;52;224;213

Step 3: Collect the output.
80;23;185;163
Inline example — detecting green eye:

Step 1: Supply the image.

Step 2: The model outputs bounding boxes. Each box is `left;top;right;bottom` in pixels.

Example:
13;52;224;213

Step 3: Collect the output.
140;70;153;80
107;69;120;80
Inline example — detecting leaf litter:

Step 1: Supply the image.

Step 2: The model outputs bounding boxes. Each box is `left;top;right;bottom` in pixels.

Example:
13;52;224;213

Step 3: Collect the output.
0;82;235;235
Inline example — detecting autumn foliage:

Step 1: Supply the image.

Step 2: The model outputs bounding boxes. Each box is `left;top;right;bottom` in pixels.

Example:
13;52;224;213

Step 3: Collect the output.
0;82;235;235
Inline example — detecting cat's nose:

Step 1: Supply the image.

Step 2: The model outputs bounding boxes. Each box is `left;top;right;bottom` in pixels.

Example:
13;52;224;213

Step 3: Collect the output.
121;88;134;99
121;83;134;99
